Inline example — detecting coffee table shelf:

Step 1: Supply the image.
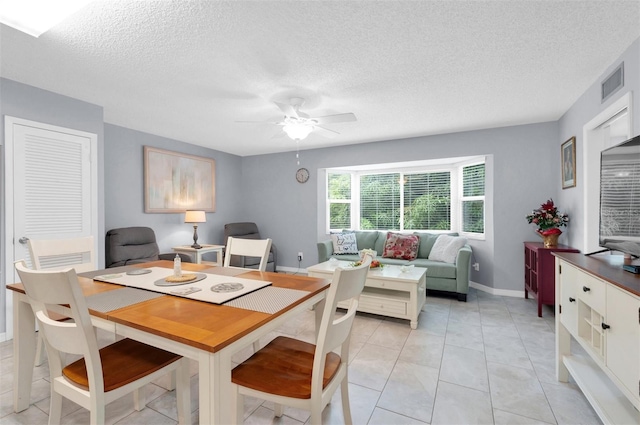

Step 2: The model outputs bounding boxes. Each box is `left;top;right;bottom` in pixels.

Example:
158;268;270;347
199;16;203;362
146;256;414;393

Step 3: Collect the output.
307;261;427;329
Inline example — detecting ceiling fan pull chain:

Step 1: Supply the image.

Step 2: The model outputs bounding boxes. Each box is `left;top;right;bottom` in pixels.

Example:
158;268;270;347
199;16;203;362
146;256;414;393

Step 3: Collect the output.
296;140;300;165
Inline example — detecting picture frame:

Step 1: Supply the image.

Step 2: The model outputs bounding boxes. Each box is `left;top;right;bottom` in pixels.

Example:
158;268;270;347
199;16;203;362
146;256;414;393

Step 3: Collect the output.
561;136;576;189
144;146;216;213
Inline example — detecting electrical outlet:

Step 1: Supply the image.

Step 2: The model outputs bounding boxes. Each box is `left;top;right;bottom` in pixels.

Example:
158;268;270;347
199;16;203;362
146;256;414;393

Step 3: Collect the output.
298;252;303;262
473;262;480;271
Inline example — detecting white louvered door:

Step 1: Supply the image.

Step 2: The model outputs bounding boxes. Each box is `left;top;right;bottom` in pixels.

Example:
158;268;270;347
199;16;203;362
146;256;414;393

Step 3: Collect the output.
4;116;97;339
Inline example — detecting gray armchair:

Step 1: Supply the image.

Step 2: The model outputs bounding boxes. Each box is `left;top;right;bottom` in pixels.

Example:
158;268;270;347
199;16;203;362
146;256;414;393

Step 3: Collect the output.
223;222;277;272
105;226;192;268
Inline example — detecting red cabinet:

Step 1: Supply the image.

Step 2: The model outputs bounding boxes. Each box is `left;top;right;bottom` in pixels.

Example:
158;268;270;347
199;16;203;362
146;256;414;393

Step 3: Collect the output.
524;242;579;317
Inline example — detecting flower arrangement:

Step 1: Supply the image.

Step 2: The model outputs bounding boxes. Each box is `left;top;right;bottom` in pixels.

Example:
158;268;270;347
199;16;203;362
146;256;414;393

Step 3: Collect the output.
526;199;569;235
353;259;383;268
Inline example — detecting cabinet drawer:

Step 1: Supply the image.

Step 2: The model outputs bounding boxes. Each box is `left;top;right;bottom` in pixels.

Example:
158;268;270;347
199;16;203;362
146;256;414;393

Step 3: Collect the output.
359;294;407;315
577;273;606;314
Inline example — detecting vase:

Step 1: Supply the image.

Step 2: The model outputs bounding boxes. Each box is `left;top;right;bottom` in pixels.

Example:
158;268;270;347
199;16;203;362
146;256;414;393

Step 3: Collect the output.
537;229;562;248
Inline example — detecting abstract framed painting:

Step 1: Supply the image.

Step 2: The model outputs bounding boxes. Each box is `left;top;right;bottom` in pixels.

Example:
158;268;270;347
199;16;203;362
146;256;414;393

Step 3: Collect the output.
144;146;216;213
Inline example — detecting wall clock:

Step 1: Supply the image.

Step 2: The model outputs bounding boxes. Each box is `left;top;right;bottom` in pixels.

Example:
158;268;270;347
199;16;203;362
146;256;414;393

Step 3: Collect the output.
296;167;310;183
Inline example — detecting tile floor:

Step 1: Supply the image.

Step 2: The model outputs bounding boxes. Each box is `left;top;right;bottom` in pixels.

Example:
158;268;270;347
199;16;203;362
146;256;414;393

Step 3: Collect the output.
0;288;603;424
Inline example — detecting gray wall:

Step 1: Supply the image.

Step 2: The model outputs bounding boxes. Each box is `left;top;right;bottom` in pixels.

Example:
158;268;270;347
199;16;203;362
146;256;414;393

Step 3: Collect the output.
240;121;559;292
557;38;640;250
104;124;243;262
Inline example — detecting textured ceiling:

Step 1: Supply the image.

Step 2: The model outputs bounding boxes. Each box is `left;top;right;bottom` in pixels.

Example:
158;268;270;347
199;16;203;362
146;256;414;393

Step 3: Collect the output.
1;1;639;156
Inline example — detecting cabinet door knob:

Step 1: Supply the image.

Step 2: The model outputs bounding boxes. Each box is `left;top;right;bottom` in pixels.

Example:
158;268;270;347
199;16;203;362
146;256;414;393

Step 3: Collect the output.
582;286;591;292
601;322;611;330
569;297;576;302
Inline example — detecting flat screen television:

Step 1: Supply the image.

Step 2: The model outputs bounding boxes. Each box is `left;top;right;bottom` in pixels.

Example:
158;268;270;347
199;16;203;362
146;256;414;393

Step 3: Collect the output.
599;134;640;258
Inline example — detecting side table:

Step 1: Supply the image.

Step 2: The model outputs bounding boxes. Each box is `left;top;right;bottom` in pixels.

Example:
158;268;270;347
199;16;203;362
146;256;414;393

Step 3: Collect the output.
524;241;579;317
172;244;224;266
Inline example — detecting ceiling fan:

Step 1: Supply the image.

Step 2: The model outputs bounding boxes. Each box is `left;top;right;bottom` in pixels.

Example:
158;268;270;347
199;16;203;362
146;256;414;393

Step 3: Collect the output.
239;98;357;140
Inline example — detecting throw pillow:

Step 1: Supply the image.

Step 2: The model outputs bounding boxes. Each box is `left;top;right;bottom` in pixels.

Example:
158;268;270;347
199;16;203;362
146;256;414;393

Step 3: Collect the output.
330;232;359;254
382;232;420;260
429;235;467;264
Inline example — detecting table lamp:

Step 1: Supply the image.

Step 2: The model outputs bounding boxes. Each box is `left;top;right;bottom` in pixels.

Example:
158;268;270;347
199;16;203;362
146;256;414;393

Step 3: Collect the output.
185;210;206;249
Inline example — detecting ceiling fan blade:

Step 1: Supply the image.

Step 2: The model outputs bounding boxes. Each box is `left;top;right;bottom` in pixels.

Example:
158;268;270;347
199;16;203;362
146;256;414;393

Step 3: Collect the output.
274;101;299;118
270;129;288;139
313;113;357;125
315;125;340;139
235;120;281;125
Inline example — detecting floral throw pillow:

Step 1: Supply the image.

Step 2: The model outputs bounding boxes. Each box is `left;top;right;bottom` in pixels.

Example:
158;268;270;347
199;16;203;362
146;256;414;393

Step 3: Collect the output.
330;232;359;254
382;232;420;260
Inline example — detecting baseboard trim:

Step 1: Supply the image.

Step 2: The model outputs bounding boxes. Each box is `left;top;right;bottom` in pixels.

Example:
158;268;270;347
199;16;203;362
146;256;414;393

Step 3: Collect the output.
470;281;524;298
0;332;7;343
277;266;308;275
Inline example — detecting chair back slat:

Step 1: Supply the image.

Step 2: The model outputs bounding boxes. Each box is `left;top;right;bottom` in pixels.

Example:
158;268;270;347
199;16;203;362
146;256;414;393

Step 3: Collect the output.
224;236;272;271
28;236;96;273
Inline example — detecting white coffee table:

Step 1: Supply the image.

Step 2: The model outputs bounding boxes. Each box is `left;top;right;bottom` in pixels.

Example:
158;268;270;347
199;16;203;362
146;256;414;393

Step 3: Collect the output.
307;260;427;329
172;244;224;265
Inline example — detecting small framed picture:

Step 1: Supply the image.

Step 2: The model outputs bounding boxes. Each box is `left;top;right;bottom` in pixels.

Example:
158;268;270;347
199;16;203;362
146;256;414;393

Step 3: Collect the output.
561;136;576;189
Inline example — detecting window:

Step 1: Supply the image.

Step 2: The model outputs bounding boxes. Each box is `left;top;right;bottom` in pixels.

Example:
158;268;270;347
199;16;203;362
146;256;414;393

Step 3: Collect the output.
461;163;485;235
360;173;400;229
403;172;450;230
326;157;485;237
327;173;352;229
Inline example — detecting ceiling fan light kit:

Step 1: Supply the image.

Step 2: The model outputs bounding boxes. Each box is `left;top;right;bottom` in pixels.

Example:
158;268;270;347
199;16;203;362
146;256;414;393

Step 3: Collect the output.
283;120;315;140
240;97;357;142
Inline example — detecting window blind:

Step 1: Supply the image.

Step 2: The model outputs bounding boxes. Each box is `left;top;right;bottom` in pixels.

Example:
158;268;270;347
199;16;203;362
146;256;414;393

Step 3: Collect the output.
360;173;400;230
403;172;451;230
600;158;640;238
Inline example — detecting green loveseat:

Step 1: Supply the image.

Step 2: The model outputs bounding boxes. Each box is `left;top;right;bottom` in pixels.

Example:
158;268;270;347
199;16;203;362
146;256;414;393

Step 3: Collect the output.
317;231;472;301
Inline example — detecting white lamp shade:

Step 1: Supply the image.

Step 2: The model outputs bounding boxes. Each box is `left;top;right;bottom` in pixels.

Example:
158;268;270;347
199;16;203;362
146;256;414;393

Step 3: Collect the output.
185;210;206;223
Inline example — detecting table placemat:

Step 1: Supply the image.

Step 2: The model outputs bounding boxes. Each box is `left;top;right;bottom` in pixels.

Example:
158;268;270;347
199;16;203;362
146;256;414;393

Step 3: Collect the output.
225;287;308;314
92;267;271;304
86;287;163;313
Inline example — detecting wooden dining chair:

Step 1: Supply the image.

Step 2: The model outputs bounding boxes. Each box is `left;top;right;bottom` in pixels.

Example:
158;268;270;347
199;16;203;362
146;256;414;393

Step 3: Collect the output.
14;261;191;425
230;255;372;424
223;236;272;272
28;236;97;366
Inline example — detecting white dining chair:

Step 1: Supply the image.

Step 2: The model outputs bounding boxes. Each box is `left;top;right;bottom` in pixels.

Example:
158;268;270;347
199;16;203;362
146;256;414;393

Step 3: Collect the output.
28;236;96;366
230;255;372;424
28;236;96;273
14;260;191;425
223;236;272;272
224;236;274;352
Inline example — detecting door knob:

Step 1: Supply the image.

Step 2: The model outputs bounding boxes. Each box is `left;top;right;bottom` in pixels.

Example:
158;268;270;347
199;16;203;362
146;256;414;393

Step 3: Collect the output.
569;297;575;302
582;286;591;292
601;322;611;330
18;237;30;244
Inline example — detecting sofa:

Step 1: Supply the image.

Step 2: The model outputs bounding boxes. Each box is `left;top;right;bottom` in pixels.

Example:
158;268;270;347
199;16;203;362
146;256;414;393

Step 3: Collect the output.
317;231;472;301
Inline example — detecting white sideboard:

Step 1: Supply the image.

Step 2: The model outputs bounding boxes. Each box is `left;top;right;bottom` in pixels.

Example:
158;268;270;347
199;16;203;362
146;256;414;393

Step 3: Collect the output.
554;252;640;424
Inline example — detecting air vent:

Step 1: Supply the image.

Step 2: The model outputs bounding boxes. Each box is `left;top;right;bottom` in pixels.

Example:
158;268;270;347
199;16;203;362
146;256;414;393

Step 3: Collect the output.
602;62;624;103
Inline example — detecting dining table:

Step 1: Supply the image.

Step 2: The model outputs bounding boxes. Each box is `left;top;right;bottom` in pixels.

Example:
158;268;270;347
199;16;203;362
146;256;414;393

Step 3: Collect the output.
7;260;330;424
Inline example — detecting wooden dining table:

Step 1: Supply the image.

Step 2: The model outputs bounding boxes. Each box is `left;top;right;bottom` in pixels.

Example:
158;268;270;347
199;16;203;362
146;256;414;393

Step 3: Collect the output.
7;260;330;424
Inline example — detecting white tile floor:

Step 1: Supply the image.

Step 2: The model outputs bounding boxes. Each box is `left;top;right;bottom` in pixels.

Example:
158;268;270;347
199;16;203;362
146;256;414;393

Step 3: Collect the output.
0;288;602;424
